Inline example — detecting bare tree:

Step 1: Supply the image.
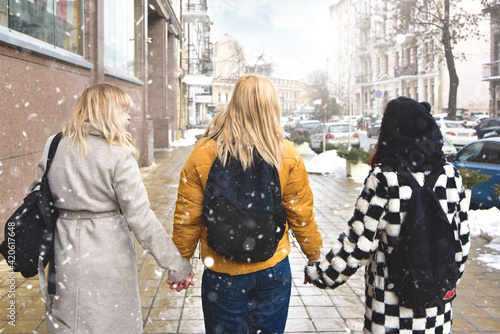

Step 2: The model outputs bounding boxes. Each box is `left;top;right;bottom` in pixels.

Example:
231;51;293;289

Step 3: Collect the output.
305;70;340;121
389;0;494;120
245;53;274;77
216;41;245;77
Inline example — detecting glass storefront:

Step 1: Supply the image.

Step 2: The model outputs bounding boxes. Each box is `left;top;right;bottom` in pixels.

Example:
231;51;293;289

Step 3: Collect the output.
0;0;83;55
104;0;137;78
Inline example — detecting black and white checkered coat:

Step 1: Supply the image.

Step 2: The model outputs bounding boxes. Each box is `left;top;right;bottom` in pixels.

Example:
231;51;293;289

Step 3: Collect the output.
306;163;470;334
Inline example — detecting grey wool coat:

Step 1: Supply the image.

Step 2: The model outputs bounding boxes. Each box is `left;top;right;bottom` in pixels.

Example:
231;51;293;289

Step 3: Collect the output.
37;129;192;334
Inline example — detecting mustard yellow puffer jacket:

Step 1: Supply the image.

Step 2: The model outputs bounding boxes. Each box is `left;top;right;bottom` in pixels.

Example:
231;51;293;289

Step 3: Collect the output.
173;138;323;275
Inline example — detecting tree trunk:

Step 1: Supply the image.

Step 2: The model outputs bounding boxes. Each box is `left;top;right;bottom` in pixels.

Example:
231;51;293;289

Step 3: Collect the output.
443;0;459;120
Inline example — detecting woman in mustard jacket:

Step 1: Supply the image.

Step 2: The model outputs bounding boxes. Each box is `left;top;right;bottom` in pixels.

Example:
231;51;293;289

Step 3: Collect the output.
173;74;322;333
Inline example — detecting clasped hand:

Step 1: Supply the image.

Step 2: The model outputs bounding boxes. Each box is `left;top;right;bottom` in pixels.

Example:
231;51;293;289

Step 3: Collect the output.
167;270;195;292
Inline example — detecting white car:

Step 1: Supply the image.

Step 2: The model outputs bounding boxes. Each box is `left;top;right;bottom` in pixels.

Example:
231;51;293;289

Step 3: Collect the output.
437;120;477;147
310;122;360;152
442;135;457;156
464;115;489;128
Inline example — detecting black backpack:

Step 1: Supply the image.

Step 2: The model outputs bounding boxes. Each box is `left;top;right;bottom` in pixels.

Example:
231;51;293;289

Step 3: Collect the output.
203;154;287;263
385;168;460;309
0;132;61;278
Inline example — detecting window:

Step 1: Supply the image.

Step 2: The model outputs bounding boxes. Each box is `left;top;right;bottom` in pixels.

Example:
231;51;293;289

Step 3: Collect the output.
456;142;485;163
104;0;137;77
481;142;500;164
0;0;83;55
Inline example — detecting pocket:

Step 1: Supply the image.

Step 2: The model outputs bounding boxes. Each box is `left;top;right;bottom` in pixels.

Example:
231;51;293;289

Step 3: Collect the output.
272;257;291;284
204;269;233;291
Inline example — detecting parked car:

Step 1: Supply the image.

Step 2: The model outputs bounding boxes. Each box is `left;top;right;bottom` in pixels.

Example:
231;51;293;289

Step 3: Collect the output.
357;116;375;131
367;120;382;138
437;120;477;147
484;128;500;138
447;138;500;209
442;135;457;156
310;122;360;152
433;113;465;122
474;117;500;139
289;120;321;138
283;120;297;133
464;115;489;128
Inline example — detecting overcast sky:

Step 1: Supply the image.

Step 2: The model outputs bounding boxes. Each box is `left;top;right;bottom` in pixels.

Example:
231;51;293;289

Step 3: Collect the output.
206;0;333;81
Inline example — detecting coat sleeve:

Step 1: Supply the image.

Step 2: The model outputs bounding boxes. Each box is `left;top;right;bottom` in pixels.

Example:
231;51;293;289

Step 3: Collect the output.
172;154;205;259
282;154;322;260
305;169;388;289
454;168;470;279
113;150;193;282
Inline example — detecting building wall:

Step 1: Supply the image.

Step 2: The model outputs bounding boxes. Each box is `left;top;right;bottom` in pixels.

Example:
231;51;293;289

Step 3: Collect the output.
487;5;500;117
0;0;183;238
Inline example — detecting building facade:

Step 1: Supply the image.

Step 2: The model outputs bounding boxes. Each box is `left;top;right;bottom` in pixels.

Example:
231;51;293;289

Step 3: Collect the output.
483;4;500;118
328;0;442;118
0;0;185;231
181;0;213;127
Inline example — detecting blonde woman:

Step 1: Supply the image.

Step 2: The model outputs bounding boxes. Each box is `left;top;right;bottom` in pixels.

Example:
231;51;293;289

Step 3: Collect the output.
173;74;323;333
38;84;194;333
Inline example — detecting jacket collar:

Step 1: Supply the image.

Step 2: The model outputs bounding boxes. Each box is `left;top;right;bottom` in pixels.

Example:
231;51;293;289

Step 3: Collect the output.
84;122;104;137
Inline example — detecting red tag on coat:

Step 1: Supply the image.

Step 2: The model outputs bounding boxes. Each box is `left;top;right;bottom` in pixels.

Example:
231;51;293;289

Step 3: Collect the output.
444;288;456;300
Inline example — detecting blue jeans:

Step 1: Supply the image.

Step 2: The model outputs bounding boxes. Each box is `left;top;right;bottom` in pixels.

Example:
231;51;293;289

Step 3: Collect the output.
201;257;292;334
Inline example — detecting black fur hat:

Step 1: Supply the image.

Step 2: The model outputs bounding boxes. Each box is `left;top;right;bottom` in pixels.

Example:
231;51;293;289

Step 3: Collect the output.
376;96;445;172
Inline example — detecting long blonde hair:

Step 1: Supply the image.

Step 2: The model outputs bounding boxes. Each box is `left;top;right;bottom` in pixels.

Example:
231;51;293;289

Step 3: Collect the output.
62;83;139;159
204;74;284;170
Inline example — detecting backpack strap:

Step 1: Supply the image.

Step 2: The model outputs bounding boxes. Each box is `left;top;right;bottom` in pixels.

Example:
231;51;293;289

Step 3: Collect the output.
38;133;70;328
400;167;443;190
423;167;443;189
45;132;62;176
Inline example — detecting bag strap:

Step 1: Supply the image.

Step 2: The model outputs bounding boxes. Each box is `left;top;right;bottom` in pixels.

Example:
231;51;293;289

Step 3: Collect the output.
44;132;62;176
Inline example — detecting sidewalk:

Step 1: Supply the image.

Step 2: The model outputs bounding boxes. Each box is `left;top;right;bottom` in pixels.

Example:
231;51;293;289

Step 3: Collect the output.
0;145;498;333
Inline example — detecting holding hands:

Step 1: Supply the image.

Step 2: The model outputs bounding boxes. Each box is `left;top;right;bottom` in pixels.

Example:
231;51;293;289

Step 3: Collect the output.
167;270;195;292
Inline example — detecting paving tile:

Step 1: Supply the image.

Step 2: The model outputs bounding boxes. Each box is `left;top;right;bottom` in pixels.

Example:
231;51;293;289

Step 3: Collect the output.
328;295;364;307
306;306;342;319
0;320;43;333
147;307;182;321
181;307;204;320
466;317;500;331
284;318;316;332
313;318;348;332
143;319;179;333
301;295;334;307
287;306;309;319
451;318;481;332
178;319;206;333
336;306;365;319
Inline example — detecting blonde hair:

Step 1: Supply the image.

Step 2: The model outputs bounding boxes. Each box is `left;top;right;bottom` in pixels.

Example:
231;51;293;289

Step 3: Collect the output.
62;83;139;159
204;74;284;170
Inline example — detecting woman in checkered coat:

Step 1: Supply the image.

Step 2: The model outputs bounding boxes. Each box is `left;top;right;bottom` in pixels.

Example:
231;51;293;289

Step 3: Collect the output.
305;97;470;334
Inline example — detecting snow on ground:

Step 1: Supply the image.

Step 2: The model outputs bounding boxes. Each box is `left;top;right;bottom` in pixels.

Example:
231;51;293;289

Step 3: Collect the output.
170;128;206;147
302;146;500;270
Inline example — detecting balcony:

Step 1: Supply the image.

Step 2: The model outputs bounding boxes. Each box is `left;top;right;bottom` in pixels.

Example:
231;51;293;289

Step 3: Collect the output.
483;60;500;81
355;16;370;30
183;0;210;23
394;63;417;77
355;75;371;84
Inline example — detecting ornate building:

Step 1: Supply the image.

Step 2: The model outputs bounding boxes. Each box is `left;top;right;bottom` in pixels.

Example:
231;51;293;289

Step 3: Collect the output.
328;0;442;118
483;4;500;118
